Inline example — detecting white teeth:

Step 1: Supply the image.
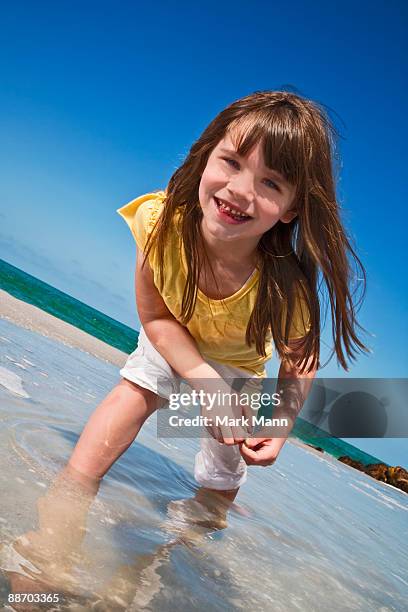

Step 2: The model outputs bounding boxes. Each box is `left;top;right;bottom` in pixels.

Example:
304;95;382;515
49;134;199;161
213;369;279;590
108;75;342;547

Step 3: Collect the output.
217;199;249;220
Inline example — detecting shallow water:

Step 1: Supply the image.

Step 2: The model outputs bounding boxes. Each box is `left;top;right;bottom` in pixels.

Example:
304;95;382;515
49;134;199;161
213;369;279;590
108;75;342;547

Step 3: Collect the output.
0;318;407;611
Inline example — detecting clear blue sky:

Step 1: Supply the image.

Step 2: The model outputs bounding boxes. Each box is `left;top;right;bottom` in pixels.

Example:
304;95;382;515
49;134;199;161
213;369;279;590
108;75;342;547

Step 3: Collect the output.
1;1;407;465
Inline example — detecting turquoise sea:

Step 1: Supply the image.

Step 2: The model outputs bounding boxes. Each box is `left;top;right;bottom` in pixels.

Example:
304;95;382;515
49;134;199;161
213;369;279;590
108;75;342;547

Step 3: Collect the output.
0;258;384;467
0;258;407;610
0;259;138;355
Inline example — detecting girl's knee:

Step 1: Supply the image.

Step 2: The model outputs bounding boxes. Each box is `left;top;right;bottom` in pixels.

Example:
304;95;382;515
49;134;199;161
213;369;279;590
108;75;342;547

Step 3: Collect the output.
117;378;167;410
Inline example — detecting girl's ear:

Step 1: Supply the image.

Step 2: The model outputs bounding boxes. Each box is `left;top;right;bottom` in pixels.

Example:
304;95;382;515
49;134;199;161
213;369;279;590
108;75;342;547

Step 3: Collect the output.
280;208;298;224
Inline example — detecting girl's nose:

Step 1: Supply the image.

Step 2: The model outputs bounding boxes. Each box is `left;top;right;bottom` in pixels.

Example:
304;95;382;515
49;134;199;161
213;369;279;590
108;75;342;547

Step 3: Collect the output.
228;170;255;202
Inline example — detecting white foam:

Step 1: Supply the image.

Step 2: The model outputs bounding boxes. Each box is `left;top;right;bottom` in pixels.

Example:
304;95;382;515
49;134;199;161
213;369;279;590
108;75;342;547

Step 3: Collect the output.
391;572;408;587
13;362;27;370
0;336;11;343
3;356;28;369
349;483;396;509
0;366;30;398
376;491;408;511
359;481;408;510
157;439;181;451
63;381;77;389
22;358;35;366
0;543;41;576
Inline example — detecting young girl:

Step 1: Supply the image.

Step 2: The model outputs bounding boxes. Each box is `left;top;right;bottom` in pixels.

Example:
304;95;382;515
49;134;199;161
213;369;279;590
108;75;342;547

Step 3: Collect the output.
68;90;368;501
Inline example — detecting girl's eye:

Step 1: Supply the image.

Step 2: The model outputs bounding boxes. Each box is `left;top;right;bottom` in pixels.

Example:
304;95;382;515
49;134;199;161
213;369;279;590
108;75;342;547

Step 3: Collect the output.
222;157;280;191
264;178;279;191
223;157;240;169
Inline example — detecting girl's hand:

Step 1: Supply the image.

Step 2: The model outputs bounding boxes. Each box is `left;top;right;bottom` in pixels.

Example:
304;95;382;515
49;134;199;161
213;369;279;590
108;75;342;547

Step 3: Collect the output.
202;398;252;446
198;378;253;445
239;436;288;466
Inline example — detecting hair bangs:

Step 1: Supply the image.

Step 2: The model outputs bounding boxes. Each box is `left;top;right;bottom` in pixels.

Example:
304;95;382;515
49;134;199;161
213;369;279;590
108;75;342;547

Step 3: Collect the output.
227;109;306;188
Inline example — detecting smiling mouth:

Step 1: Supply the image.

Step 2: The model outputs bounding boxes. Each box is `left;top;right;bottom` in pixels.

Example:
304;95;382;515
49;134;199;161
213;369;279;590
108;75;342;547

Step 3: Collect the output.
214;198;252;221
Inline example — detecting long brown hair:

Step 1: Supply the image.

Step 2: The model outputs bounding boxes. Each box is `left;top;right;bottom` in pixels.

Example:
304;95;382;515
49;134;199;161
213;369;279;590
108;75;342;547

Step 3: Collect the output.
142;91;368;373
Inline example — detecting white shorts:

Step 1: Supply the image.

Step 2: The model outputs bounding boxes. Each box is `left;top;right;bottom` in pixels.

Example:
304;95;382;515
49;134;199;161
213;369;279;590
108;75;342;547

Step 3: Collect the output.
120;327;260;490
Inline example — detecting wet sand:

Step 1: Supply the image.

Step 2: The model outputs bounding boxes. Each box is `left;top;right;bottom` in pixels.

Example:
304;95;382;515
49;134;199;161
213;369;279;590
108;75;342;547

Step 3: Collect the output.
0;289;128;368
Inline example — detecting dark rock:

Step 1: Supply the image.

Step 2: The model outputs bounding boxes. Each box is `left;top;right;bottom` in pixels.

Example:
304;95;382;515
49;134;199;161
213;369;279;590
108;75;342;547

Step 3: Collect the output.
306;444;324;453
338;456;408;494
387;466;408;493
365;463;388;482
338;456;366;471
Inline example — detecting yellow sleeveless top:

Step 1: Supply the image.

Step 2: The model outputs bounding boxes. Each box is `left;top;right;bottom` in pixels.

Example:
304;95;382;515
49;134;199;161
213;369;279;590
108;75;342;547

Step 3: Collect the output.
117;191;310;377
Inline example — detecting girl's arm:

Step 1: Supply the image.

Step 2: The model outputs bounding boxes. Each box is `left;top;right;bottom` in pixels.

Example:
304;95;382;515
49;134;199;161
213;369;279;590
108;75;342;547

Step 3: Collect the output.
135;246;245;444
275;336;317;427
135;245;220;381
240;338;317;466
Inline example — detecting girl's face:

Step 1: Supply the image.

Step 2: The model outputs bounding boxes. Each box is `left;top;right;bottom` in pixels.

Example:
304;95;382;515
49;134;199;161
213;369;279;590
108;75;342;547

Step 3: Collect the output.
198;130;297;249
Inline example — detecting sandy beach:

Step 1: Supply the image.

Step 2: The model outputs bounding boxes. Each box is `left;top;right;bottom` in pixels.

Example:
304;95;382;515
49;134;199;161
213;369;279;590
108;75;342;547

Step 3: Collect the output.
0;289;128;368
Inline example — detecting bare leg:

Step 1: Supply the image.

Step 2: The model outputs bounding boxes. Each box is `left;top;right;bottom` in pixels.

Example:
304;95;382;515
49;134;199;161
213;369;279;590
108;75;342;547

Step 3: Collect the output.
6;382;242;605
5;380;166;598
191;487;240;525
198;487;240;503
95;486;241;609
69;378;167;479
